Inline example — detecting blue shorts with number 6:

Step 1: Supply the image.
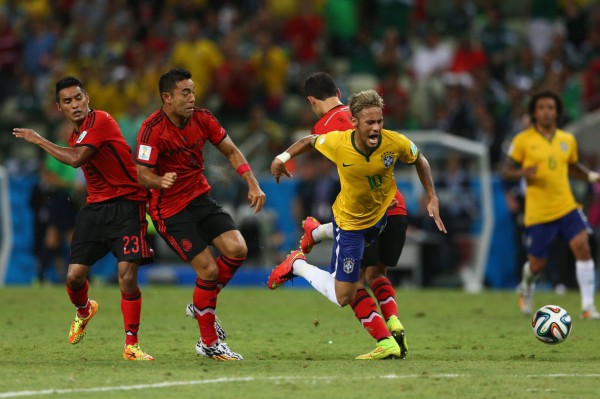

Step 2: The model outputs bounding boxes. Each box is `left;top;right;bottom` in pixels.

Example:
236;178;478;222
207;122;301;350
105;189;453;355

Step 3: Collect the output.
330;215;388;283
525;208;591;259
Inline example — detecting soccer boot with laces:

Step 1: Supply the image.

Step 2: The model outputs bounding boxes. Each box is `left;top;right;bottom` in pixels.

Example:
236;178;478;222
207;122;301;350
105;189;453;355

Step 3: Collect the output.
185;303;227;340
386;316;408;359
355;337;401;360
123;343;154;361
581;305;600;320
267;250;305;290
68;300;98;344
196;340;243;361
299;217;321;254
517;282;534;315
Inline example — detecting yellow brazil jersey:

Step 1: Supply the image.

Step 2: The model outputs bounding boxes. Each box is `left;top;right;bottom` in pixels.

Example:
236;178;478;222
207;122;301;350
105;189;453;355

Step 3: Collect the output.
507;126;579;226
314;128;419;230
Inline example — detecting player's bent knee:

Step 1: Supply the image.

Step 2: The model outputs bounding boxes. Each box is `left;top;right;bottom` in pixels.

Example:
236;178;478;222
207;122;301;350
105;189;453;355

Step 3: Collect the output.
66;274;86;289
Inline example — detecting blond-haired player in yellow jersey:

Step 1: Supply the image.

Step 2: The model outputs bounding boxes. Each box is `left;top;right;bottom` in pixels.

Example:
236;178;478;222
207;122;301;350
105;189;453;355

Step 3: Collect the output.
268;90;446;359
502;91;600;319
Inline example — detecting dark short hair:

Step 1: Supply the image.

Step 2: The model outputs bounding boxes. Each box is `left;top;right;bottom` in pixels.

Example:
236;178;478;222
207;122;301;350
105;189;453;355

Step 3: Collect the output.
55;76;84;102
159;68;192;98
528;90;563;124
304;72;338;100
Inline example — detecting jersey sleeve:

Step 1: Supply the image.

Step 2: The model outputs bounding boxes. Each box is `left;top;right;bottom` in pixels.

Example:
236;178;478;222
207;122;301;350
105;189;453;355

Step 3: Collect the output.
200;110;227;145
506;134;524;164
135;121;161;167
313;131;339;164
568;134;579;165
74;111;114;150
395;133;419;165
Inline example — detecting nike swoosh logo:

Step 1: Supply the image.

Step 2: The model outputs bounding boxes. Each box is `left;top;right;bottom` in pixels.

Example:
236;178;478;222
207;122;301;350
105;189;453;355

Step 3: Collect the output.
342;163;354;167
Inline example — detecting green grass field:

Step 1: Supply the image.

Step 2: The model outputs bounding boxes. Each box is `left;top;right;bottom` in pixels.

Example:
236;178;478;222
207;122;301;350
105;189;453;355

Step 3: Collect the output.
1;285;599;399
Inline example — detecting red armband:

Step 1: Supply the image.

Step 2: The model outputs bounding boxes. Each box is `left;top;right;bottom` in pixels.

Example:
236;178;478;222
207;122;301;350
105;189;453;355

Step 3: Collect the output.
236;163;251;176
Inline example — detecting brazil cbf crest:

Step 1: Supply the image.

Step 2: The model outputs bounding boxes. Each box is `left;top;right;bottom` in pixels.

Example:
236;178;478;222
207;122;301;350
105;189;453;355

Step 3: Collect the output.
380;151;395;168
343;258;355;274
560;141;568;152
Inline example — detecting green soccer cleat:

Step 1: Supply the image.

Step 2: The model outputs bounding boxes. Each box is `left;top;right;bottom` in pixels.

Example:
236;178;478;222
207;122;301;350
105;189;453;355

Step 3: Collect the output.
386;315;408;359
68;300;98;345
355;337;401;360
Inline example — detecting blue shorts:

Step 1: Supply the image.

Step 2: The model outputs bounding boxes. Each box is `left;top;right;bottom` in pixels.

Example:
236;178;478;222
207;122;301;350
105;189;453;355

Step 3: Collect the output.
329;215;388;283
525;208;591;259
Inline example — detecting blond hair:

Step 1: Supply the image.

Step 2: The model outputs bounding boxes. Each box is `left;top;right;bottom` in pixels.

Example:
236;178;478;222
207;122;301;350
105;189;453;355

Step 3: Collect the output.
348;90;384;117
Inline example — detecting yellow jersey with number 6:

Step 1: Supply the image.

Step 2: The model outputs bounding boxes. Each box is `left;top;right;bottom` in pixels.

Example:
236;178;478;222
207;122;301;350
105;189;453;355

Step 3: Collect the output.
507;126;579;226
314;129;419;230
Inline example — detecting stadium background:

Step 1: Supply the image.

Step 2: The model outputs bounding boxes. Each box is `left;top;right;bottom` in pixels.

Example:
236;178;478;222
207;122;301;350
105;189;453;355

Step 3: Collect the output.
1;0;599;290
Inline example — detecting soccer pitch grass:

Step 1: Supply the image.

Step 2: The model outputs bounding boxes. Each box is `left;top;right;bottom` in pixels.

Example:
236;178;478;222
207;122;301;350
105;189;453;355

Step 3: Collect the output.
1;285;599;399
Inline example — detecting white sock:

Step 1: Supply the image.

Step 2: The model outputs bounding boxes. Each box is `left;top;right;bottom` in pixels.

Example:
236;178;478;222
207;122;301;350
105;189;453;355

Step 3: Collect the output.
521;262;533;287
312;222;334;243
576;259;596;309
293;258;340;306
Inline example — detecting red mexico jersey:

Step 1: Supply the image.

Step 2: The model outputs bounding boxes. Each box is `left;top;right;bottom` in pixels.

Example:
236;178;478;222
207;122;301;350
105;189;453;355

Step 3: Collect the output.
313;104;407;216
135;108;226;220
70;110;147;204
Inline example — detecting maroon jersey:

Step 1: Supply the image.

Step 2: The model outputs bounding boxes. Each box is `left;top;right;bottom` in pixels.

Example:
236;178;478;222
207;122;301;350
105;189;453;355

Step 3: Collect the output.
135;108;227;220
312;104;407;216
70;110;147;204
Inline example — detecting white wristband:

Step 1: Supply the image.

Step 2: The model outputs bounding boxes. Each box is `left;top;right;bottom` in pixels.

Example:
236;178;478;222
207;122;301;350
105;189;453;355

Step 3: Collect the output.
276;151;291;164
588;171;599;183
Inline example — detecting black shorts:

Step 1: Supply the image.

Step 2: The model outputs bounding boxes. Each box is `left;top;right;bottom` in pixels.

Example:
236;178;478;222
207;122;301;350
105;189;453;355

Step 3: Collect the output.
70;199;154;266
362;214;408;268
154;194;237;262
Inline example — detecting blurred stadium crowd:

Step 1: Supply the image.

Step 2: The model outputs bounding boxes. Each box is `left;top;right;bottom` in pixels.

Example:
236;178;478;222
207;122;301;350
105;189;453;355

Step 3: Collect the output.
1;0;600;170
2;0;600;287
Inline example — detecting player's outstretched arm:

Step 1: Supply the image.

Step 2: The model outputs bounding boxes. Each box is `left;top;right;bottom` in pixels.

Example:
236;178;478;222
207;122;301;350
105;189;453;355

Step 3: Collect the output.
569;162;600;183
415;154;447;234
13;127;94;167
271;135;317;183
136;164;177;189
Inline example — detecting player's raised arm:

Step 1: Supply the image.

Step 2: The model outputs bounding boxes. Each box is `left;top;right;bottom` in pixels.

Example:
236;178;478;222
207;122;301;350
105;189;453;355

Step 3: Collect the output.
271;135;318;183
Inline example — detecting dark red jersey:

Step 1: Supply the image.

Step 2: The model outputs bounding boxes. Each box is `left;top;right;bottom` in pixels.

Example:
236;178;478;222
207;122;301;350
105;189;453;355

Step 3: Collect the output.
135;108;226;220
70;110;147;204
313;104;407;216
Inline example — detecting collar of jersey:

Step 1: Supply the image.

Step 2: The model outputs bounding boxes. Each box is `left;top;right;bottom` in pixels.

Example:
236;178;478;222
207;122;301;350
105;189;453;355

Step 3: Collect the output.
351;130;381;161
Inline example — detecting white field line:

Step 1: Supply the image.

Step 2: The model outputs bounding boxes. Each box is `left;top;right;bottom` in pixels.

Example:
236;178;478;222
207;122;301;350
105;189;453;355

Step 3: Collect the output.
2;373;599;398
0;374;465;398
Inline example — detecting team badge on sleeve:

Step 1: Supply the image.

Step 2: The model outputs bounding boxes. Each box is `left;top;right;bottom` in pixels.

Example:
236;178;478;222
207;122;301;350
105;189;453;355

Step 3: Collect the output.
138;145;152;161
